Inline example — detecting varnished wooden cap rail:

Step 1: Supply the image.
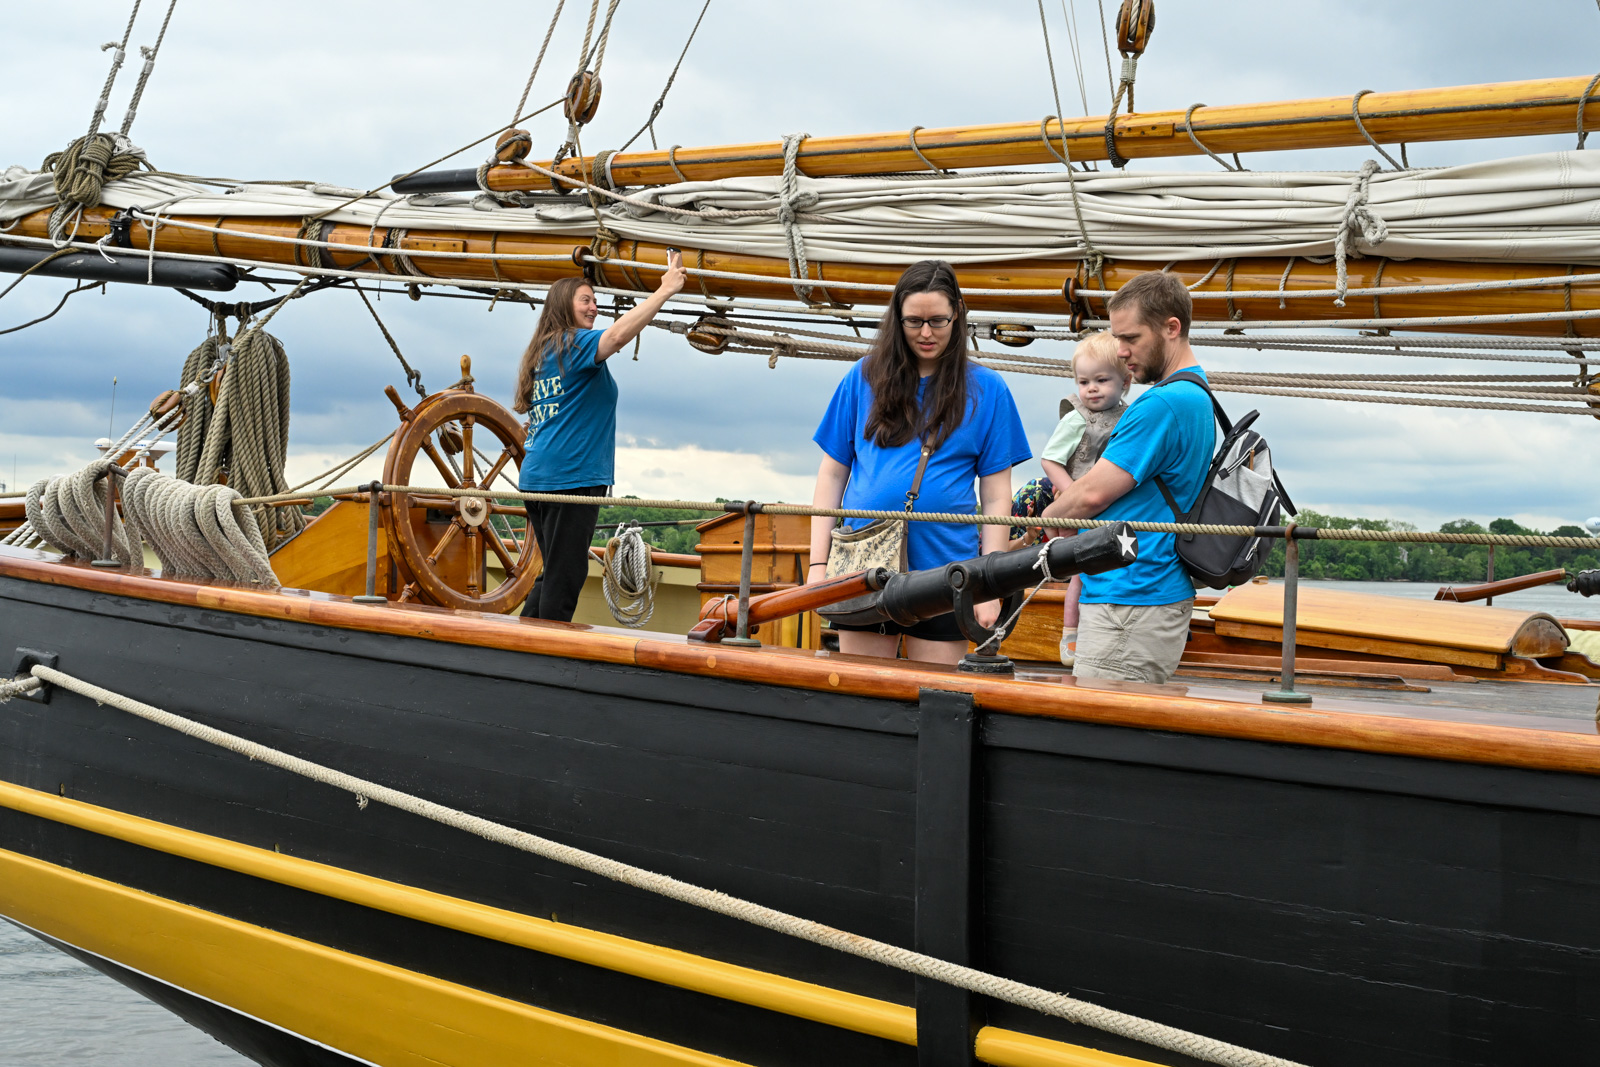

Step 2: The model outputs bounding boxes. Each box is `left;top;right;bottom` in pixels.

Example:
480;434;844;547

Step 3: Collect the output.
2;546;1597;776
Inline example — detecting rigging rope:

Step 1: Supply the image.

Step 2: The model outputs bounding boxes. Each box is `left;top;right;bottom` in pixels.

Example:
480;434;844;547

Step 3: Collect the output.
119;465;277;584
600;522;658;627
617;0;711;154
778;133;817;302
23;661;1307;1067
510;0;567;128
117;0;179;136
174;281;310;547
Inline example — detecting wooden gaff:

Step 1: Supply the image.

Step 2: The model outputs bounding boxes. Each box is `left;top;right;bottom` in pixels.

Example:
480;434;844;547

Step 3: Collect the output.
11;206;1600;337
489;75;1600;188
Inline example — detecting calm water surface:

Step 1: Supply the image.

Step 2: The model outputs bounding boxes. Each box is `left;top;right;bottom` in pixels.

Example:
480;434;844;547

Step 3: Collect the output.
0;920;246;1064
1;578;1593;1062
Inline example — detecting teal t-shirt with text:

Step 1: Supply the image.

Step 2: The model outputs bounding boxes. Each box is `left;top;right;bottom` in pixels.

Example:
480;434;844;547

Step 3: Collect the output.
518;328;617;491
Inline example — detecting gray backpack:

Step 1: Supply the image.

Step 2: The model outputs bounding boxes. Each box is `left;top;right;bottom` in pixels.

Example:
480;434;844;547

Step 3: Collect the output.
1153;371;1295;590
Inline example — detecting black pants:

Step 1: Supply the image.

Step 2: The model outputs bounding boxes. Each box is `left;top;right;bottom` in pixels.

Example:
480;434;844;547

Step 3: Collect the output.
520;486;606;622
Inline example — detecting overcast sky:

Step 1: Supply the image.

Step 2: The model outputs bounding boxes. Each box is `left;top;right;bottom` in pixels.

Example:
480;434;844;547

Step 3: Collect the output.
2;0;1597;530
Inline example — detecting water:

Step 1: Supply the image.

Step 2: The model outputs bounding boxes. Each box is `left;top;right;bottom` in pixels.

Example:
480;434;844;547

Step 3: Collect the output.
0;921;247;1065
1297;579;1600;621
1;579;1592;1064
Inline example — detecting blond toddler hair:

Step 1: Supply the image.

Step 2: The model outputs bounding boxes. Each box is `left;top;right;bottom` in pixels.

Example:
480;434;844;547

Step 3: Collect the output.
1069;330;1131;383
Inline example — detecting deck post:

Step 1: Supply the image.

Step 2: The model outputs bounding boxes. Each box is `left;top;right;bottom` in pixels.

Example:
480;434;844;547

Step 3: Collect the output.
1264;534;1312;704
91;464;126;569
915;687;981;1067
723;502;761;647
352;481;387;604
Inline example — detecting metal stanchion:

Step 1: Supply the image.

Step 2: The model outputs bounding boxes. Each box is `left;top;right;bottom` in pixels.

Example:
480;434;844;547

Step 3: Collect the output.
91;464;127;568
723;501;762;648
352;480;387;604
1263;529;1312;704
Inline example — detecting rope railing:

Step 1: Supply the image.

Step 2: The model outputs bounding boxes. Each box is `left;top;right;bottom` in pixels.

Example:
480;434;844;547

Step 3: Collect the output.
201;483;1599;550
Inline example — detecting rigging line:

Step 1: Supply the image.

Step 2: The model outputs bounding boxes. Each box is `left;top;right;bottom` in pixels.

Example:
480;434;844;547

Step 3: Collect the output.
353;285;428;398
308;95;565;221
118;0;179;136
83;0;144;142
617;0;712;154
511;0;567;128
1095;0;1116;112
1060;0;1091;117
589;0;623;76
1036;0;1103;281
0;281;99;337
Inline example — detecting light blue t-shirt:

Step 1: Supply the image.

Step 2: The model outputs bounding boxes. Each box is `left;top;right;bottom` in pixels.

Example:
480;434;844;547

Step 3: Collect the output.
1080;366;1215;605
813;362;1032;572
518;328;618;491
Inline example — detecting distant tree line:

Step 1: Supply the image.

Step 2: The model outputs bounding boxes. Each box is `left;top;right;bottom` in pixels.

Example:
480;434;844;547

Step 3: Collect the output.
1262;510;1598;583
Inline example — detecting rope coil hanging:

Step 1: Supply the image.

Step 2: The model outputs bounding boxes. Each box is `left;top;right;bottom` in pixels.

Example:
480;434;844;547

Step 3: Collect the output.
601;523;659;627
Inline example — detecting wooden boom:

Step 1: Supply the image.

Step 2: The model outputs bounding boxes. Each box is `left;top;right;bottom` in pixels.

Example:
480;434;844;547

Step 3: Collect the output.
11;205;1600;337
468;74;1600;190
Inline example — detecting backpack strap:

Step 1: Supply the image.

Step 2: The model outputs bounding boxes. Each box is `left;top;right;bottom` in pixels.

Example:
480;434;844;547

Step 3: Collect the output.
1156;369;1232;435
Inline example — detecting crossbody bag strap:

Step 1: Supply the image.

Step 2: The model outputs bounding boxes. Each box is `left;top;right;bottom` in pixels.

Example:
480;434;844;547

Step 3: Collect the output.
904;441;935;512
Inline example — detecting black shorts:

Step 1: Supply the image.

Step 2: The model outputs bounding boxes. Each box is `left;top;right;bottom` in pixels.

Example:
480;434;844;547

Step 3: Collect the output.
828;612;965;643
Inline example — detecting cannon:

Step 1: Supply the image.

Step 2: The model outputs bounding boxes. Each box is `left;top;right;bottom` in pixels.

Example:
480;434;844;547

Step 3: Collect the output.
693;523;1138;672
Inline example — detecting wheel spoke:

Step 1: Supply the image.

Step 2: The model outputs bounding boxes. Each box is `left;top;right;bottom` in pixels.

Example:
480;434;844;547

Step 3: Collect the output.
466;525;483;595
461;417;476;486
419;439;461;489
484;521;518;576
480;446;516;490
425;517;464;565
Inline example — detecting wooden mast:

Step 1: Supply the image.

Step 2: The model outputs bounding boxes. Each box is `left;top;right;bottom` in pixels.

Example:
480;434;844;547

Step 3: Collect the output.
456;75;1600;191
10;205;1600;337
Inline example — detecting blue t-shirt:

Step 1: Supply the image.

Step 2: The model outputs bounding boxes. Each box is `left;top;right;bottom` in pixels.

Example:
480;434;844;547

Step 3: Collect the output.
813;362;1031;572
1080;366;1215;605
518;328;618;491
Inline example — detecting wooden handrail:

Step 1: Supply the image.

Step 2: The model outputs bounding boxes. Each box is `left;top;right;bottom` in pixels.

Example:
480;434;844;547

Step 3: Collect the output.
1435;568;1569;603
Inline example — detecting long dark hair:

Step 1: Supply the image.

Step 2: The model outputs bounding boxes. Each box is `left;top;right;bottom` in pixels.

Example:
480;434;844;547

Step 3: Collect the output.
863;259;970;449
513;276;591;414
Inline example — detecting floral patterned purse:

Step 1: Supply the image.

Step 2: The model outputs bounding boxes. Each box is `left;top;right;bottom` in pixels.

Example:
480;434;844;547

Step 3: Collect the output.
821;442;934;585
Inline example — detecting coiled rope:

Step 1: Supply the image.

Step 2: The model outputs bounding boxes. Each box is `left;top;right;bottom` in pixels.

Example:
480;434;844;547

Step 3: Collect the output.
23;460;137;564
173;284;309;547
600;522;658;628
119;466;277;585
23;661;1304;1067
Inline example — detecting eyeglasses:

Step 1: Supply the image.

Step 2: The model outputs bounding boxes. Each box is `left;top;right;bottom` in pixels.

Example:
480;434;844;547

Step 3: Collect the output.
902;316;954;330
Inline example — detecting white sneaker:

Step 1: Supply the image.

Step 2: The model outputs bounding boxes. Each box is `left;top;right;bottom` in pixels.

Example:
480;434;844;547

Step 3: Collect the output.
1059;629;1077;668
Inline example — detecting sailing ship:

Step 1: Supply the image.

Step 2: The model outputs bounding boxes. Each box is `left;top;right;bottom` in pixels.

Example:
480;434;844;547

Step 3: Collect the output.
2;3;1599;1066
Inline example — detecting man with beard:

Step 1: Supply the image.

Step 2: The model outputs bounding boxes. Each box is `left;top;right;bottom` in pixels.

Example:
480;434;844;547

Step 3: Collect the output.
1039;271;1214;684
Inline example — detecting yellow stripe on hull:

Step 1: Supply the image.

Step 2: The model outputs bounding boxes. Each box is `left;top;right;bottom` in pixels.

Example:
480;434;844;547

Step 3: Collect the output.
0;779;1157;1067
0;845;751;1067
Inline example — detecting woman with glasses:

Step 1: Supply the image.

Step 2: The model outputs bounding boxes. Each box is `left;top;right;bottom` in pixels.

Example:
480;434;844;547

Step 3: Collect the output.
807;259;1032;663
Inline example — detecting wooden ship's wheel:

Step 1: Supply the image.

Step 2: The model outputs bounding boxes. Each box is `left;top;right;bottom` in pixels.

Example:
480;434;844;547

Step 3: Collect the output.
380;358;539;613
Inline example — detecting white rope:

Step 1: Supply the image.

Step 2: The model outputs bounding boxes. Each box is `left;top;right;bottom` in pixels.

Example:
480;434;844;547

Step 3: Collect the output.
778;133;817;302
0;676;43;702
119;466;276;585
1334;161;1386;306
22;460;137;563
600;523;658;628
26;662;1305;1067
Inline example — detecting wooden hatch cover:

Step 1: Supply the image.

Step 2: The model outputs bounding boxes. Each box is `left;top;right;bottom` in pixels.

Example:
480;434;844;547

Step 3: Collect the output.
1208;581;1570;669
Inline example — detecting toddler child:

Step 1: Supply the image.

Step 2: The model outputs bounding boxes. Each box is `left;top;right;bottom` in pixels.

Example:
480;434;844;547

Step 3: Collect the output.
1008;331;1132;666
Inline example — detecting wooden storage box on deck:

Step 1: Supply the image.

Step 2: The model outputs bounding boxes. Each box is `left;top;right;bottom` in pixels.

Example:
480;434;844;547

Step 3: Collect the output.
695;512;822;650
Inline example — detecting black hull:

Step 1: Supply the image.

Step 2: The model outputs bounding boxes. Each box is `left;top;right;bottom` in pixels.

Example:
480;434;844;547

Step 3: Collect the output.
2;570;1598;1067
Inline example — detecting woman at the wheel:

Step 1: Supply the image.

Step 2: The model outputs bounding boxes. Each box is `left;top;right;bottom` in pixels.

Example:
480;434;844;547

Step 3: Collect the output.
513;251;685;621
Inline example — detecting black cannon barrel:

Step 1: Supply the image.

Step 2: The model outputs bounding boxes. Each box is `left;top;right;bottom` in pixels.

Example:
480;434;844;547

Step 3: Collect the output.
1571;569;1600;598
825;523;1137;630
0;246;238;292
